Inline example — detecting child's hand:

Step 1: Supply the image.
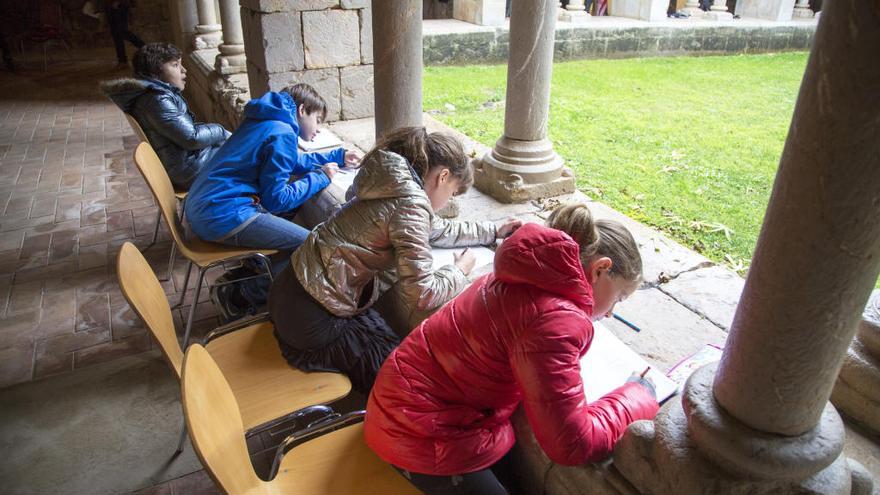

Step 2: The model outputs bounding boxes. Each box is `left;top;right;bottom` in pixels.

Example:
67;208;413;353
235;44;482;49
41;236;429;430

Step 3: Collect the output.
626;372;657;399
344;150;362;168
453;248;476;275
321;163;339;180
496;218;523;239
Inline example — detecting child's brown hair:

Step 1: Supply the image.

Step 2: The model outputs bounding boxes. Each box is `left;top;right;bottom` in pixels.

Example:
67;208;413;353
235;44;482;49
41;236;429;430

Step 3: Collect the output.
546;203;642;282
364;127;474;195
281;83;328;123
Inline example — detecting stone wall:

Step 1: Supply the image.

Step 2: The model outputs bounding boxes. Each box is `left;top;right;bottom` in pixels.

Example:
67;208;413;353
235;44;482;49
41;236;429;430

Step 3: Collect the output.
240;0;374;122
183;49;251;131
424;22;816;65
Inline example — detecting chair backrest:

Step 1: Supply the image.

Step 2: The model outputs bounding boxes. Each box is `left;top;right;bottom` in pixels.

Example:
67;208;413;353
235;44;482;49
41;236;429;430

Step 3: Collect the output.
116;242;184;378
124;113;150;143
182;344;264;493
133;142;191;257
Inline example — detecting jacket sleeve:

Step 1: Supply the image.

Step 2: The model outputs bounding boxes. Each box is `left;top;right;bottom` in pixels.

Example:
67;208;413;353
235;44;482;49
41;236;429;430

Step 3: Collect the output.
429;216;497;247
139;93;227;151
510;310;660;466
297;147;345;170
257;133;331;214
388;202;469;312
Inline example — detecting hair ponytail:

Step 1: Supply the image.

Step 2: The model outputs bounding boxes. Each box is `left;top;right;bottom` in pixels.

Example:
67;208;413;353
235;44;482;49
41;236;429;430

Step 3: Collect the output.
546;203;642;282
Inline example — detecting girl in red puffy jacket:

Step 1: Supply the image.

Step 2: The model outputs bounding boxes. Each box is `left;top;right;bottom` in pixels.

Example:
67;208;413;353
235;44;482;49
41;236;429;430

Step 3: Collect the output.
364;203;660;494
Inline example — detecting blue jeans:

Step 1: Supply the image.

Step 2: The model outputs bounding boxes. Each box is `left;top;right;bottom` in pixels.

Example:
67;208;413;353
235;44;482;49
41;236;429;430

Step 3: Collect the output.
218;210;310;307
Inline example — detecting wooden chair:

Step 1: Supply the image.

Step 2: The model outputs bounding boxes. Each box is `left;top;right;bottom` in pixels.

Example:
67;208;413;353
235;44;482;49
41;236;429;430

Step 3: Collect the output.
124;114;186;284
117;242;351;452
133;141;277;349
182;344;419;495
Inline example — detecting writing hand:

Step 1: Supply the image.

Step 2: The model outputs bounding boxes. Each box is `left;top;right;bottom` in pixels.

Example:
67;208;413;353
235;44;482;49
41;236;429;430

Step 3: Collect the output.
496;218;523;239
321;162;339;180
453;247;476;275
344;150;362;168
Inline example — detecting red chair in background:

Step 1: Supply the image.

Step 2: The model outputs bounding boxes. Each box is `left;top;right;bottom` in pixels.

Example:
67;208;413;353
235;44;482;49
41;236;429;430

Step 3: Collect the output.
19;0;71;70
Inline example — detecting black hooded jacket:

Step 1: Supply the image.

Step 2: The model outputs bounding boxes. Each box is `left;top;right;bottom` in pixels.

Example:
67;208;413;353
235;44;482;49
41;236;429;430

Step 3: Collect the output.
100;77;228;189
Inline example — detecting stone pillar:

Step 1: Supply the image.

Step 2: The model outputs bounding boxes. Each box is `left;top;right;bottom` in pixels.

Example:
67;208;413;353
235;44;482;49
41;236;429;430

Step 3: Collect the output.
559;0;590;23
193;0;222;49
476;0;574;203
793;0;815;18
735;0;796;21
614;0;879;492
704;0;733;19
831;291;880;434
453;0;507;26
215;0;246;74
170;0;200;54
240;0;373;122
371;0;422;138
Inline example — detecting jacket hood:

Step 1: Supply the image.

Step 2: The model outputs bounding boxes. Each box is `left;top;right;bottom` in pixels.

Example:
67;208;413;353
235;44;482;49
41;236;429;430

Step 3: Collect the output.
99;77;172;112
242;91;300;131
354;150;426;202
493;223;594;314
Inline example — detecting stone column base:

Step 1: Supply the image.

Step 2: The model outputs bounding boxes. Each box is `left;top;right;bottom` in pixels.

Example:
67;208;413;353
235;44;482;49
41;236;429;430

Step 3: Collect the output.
194;24;222;50
216;44;246;75
832;339;880;433
475;136;576;203
613;364;875;495
560;9;591;23
793;6;816;18
679;7;706;17
704;9;734;20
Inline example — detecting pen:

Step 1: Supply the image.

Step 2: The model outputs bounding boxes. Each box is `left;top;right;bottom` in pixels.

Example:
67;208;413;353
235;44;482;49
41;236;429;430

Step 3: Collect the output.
640;366;651;378
613;312;641;333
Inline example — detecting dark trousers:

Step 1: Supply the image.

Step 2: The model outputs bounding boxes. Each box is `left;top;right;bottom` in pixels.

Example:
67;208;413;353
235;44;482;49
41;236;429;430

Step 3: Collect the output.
393;466;508;495
268;266;400;394
108;9;144;63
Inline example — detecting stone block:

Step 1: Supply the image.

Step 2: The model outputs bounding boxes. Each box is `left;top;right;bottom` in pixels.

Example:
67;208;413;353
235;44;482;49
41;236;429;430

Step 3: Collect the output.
609;0;667;20
340;65;374;120
241;8;304;74
359;7;373;64
737;0;795;21
253;67;342;121
453;0;506;26
659;265;743;331
341;0;368;8
241;0;338;11
302;10;361;69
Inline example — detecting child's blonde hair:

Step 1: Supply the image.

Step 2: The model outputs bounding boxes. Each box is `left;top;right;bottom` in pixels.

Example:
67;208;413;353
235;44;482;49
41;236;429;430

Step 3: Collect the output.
364;127;474;195
546;203;642;282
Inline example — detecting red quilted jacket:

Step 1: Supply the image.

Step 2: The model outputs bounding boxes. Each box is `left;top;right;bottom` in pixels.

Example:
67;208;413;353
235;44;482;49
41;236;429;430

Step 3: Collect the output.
364;223;659;475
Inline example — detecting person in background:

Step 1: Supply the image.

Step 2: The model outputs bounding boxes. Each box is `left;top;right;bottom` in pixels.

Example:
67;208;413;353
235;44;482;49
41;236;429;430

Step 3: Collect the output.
101;42;229;189
364;203;659;494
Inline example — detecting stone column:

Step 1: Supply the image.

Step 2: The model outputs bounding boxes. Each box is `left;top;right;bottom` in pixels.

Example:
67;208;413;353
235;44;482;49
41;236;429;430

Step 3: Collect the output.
215;0;246;74
476;0;574;203
704;0;733;19
371;0;422;138
679;0;705;16
736;0;796;21
831;291;880;434
614;0;879;492
793;0;815;18
560;0;590;23
170;0;200;54
193;0;222;50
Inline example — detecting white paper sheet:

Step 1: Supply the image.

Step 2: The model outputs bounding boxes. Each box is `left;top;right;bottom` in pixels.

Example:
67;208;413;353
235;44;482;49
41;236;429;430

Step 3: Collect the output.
298;128;343;152
431;246;496;273
580;321;678;403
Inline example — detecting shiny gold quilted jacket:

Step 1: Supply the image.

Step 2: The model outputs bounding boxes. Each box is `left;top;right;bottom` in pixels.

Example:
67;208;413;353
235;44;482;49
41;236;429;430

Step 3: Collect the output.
291;150;497;317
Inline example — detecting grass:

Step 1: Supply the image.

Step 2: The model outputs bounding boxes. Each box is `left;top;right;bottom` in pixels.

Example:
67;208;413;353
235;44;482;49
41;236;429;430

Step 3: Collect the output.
424;53;811;277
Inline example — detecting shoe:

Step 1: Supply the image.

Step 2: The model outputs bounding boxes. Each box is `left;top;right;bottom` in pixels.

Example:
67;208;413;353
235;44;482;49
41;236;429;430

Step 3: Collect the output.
210;276;245;323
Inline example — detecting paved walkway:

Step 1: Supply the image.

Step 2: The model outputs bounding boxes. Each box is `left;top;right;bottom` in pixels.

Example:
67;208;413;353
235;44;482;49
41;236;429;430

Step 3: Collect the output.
0;52;221;390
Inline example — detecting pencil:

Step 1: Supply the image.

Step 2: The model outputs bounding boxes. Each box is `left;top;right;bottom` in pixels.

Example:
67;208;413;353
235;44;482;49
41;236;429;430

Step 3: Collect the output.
613;312;641;332
640;366;651;378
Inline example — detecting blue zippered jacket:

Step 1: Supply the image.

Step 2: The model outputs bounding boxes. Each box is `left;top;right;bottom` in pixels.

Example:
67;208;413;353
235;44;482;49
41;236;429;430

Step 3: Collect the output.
185;91;344;241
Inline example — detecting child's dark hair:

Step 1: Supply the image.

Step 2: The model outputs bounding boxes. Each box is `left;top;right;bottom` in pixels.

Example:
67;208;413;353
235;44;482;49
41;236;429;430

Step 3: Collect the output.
132;42;182;80
363;127;473;195
281;83;328;123
546;203;642;283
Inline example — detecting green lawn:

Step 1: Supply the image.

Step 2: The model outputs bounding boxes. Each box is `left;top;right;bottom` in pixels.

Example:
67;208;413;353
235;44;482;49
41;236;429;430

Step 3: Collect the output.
424;53;811;277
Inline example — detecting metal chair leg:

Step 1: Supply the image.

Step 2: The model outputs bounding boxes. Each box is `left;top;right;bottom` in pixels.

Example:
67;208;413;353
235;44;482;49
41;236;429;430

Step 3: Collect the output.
162;242;177;282
146;209;161;251
182;268;206;349
174;421;188;455
171;261;193;310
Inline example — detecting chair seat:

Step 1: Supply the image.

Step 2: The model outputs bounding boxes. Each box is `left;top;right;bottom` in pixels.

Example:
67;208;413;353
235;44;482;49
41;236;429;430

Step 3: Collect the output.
205;321;350;431
183;236;278;269
273;423;420;495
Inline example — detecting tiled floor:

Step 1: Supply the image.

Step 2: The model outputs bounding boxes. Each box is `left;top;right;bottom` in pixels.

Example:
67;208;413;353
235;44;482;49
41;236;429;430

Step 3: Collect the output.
0;52;221;389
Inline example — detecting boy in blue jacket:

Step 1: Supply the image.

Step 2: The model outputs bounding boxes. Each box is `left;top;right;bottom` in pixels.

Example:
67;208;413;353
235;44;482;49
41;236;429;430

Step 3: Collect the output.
185;83;359;255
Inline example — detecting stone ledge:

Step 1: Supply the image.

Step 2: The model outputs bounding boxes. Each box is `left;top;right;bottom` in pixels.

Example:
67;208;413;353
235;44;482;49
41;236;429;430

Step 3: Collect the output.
658;264;744;331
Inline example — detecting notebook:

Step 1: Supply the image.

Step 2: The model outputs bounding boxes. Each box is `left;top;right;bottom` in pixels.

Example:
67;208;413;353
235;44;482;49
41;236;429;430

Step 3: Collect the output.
580;321;679;404
431;246;497;273
298;128;344;152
